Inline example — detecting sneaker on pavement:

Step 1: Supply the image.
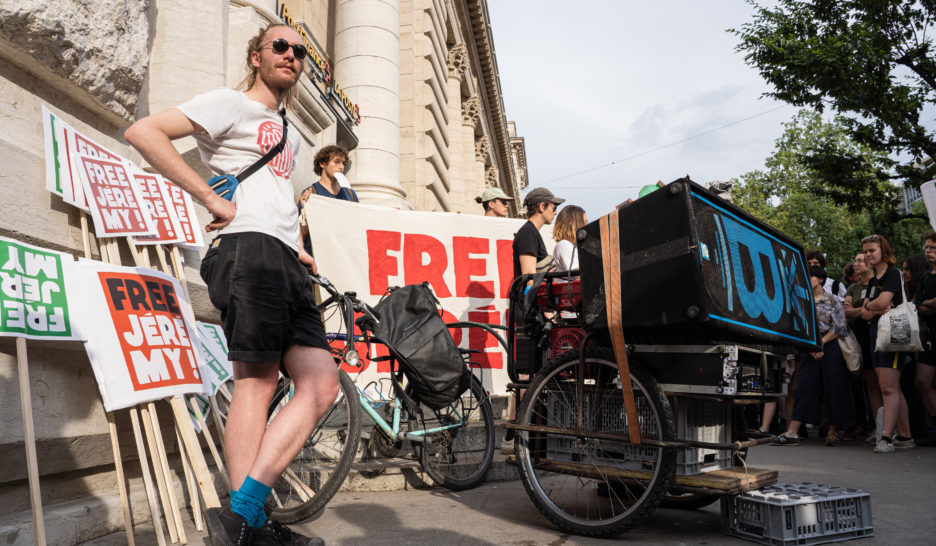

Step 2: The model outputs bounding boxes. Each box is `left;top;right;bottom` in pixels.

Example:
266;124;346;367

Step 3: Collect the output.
873;439;895;453
252;520;324;546
772;433;799;446
206;507;251;546
894;437;916;450
862;433;877;446
825;431;841;446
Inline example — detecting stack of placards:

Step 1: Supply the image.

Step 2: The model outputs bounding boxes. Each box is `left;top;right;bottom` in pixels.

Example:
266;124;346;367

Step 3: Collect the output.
41;105;204;247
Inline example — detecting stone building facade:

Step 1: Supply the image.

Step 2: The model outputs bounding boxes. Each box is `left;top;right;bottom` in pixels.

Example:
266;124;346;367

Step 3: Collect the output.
0;0;525;542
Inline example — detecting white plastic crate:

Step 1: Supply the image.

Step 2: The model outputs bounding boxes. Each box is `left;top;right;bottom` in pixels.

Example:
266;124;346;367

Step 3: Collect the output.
722;483;873;545
674;398;731;475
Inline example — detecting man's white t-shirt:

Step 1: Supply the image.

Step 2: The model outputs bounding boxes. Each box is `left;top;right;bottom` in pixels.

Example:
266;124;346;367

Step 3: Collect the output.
177;88;301;251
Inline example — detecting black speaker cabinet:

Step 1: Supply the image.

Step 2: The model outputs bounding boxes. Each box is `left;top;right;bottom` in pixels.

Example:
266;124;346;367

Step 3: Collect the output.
578;178;819;351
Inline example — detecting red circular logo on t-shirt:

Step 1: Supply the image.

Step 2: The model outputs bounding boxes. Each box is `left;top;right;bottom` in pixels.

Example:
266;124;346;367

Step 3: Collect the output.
257;120;293;179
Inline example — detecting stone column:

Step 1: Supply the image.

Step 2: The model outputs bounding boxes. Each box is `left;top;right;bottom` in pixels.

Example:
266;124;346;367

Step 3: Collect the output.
462;96;482;211
334;0;406;208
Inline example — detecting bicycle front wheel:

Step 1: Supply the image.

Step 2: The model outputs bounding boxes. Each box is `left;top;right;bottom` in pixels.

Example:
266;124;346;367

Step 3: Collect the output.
410;375;495;490
515;347;676;538
267;368;361;523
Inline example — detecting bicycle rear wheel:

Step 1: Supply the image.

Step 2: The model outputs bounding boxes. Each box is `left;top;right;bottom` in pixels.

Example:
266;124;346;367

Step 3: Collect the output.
266;368;361;523
515;347;676;537
410;375;495;490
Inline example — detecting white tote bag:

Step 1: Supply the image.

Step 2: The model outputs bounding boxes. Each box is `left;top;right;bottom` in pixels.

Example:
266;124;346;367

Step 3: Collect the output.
875;274;923;353
838;329;863;375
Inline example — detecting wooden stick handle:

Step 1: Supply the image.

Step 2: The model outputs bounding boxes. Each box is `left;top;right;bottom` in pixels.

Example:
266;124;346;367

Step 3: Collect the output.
16;337;47;546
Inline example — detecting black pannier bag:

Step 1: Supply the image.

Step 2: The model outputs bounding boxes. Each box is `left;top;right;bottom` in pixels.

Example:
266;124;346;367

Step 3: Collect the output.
369;283;470;409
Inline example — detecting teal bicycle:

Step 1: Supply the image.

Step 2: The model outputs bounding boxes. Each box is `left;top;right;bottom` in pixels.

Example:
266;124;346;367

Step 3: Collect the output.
259;275;497;523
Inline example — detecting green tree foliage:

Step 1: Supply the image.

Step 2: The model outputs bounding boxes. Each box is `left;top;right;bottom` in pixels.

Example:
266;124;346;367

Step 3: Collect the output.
732;0;936;204
734;110;929;276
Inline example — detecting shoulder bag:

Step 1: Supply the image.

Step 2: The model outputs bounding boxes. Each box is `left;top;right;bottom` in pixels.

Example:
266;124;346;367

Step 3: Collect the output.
837;329;863;375
875;272;923;353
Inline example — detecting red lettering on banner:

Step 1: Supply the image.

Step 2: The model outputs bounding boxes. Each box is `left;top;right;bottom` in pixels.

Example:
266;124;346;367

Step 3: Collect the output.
453;237;494;298
467;310;503;369
99;272;200;391
403;234;451;297
496;239;514;298
367;230;401;294
441;310;462;345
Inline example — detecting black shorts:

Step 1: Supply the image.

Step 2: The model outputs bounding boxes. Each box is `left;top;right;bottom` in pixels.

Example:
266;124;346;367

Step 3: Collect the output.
200;232;329;362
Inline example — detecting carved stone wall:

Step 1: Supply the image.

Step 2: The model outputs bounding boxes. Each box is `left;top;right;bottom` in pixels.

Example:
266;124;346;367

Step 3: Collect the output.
0;0;151;120
461;96;480;126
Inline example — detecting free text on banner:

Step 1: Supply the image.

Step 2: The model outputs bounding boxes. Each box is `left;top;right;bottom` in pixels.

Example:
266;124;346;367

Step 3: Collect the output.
304;196;554;396
76;260;208;411
0;236;84;340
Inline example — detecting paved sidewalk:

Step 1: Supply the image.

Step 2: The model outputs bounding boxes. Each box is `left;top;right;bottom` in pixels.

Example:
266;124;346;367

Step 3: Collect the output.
88;440;936;545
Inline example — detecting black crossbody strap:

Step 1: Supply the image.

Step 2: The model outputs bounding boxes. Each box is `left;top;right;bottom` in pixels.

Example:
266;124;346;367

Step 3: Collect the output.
236;109;289;182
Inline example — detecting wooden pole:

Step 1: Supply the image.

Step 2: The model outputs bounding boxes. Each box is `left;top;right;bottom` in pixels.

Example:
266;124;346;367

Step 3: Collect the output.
16;337;46;546
81;213;134;544
149;403;187;544
129;407;167;546
175;428;203;531
170;396;221;508
188;395;230;492
140;404;179;544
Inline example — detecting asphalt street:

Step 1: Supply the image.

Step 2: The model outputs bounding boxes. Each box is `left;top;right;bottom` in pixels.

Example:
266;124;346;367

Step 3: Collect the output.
89;437;936;545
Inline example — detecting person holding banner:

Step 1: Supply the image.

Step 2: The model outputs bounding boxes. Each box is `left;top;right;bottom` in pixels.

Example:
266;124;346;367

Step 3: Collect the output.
475;187;514;217
125;23;333;546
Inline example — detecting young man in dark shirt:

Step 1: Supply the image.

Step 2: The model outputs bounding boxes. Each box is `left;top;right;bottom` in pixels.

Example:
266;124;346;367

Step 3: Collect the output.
504;187;565;452
512;187;564;280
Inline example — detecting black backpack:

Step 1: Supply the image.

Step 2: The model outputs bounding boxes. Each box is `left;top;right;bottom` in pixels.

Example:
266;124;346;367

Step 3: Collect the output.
369;283;470;409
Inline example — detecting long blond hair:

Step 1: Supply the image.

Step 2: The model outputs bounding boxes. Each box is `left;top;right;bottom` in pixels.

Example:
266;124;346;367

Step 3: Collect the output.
553;205;586;243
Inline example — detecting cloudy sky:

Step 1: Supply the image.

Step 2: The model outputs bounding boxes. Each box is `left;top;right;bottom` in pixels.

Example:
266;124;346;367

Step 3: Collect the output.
487;1;793;221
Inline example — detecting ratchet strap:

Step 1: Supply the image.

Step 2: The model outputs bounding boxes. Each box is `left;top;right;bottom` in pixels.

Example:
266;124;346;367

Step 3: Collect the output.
600;209;641;445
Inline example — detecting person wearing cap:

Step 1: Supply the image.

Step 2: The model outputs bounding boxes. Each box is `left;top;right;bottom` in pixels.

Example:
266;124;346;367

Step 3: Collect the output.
513;187;565;282
476;187;514;217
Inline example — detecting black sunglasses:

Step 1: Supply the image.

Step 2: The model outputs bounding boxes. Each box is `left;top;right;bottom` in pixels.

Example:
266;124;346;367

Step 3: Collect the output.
263;38;308;60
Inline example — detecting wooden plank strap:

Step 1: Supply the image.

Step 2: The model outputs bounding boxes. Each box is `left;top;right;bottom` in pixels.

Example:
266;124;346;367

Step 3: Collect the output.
599;210;642;444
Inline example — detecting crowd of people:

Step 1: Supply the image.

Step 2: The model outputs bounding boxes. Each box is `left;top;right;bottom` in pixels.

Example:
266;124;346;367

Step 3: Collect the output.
768;235;936;452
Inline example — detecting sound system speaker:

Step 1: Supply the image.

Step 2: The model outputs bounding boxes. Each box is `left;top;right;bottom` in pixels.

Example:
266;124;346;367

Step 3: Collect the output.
577;178;819;351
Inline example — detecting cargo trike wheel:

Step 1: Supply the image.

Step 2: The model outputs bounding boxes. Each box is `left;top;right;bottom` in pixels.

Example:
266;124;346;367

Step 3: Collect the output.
515;347;676;538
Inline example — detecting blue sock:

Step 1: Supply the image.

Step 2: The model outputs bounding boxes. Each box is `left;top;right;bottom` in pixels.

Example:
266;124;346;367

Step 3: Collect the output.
231;476;271;529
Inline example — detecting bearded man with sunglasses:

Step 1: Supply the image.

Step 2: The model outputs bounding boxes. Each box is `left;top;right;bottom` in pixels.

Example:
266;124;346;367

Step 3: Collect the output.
126;24;332;546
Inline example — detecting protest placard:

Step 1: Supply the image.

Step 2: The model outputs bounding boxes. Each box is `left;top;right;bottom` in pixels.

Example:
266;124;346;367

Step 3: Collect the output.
128;165;186;245
0;236;84;341
196;321;231;395
77;155;156;238
305;197;553;396
41;105;89;210
163;179;205;249
64;120;127;212
77;260;207;411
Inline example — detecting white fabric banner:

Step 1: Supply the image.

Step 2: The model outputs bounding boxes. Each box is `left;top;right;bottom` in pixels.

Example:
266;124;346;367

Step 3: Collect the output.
76;260;208;411
304;196;553;395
